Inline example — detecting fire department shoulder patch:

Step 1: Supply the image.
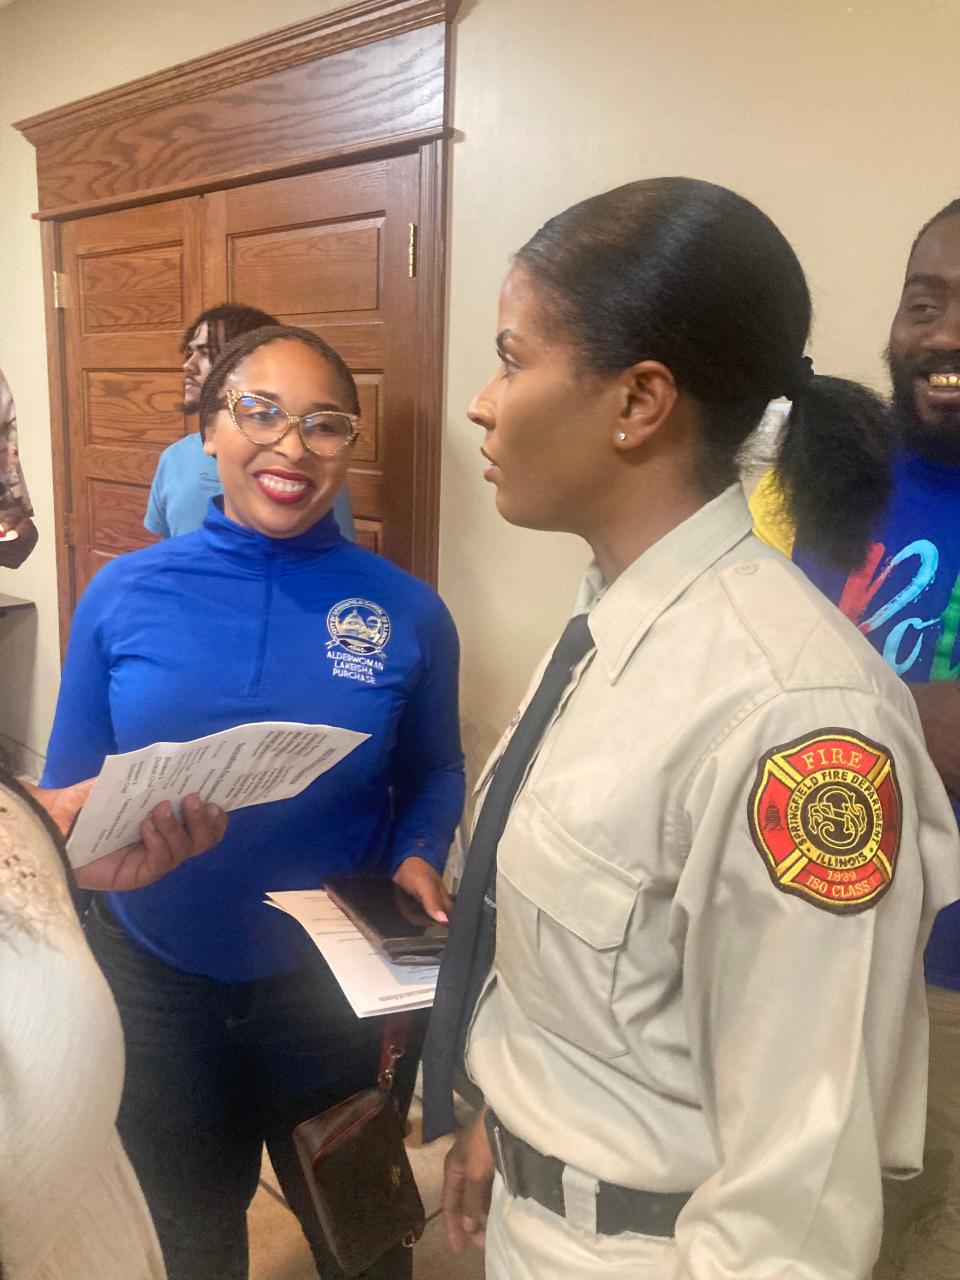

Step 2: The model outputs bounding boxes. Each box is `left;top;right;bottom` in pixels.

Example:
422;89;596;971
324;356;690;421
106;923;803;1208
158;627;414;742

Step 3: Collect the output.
748;728;902;914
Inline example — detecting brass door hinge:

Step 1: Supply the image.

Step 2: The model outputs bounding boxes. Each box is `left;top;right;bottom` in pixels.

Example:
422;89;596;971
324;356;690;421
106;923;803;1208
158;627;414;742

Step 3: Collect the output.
62;510;77;546
51;271;67;309
407;223;418;279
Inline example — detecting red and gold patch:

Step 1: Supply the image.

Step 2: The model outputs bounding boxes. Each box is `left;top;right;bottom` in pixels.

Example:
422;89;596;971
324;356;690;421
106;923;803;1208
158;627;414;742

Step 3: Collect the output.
748;729;902;914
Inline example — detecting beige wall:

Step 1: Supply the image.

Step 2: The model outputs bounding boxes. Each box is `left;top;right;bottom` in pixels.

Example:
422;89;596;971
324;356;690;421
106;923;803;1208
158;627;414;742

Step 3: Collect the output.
2;0;959;780
442;0;960;780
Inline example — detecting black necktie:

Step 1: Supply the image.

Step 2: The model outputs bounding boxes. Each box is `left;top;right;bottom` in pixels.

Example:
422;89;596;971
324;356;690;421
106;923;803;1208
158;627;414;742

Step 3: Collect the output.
421;612;595;1141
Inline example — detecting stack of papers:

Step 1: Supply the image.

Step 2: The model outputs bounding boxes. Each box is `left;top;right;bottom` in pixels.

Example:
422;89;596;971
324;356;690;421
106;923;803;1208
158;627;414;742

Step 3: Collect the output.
267;889;439;1018
68;721;368;868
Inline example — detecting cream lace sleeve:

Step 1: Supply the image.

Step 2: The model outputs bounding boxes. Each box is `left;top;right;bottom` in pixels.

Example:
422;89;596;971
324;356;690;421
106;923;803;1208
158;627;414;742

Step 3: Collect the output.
0;782;75;943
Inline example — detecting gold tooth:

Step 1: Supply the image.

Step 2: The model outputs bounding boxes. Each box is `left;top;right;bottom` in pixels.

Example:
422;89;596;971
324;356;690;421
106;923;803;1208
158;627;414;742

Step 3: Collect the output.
929;374;960;387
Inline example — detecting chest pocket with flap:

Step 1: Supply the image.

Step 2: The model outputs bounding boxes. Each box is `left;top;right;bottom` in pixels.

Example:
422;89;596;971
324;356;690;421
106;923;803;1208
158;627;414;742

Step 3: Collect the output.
495;792;638;1059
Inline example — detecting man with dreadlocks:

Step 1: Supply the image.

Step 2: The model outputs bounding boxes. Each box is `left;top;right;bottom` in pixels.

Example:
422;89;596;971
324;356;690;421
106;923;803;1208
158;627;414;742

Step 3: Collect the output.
753;197;960;1278
145;303;355;541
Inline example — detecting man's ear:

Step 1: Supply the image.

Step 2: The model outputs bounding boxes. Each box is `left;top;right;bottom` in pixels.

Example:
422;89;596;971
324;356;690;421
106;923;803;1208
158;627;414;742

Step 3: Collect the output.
201;430;217;458
611;360;679;451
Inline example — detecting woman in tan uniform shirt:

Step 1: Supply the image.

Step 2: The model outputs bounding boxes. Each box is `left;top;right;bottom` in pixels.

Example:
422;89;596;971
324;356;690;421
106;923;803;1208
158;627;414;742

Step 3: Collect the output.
423;177;960;1279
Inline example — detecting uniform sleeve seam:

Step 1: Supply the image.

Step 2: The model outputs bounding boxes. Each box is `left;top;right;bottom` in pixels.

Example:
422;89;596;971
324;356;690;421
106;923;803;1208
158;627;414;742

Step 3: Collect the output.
717;568;817;688
683;682;913;802
669;684;866;847
718;566;874;693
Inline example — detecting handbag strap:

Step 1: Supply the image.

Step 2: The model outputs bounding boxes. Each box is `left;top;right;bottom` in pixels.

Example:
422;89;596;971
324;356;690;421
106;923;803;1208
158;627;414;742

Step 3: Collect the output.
378;1012;411;1093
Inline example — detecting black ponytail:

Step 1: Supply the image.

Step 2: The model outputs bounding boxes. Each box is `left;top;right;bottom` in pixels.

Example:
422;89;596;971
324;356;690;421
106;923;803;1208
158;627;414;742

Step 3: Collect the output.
516;177;892;570
775;376;892;570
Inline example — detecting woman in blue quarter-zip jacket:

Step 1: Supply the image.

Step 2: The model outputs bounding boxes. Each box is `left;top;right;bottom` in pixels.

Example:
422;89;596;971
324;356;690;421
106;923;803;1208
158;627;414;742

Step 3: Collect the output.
42;325;465;1280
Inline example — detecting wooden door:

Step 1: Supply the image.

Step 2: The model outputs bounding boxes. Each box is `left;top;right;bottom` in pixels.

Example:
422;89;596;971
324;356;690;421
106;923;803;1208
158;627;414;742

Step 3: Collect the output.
202;155;419;565
29;5;454;651
59;198;203;608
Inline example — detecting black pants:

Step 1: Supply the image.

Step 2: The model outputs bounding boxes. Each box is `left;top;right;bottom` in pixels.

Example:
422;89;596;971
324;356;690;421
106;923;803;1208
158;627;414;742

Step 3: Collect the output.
86;898;418;1280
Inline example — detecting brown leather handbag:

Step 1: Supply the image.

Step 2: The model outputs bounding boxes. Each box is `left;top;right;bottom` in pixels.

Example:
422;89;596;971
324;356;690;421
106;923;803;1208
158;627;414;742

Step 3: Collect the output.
293;1015;426;1277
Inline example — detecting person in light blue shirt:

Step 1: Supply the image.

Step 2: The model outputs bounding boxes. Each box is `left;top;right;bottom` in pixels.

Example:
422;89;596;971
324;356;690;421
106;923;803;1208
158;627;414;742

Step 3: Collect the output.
145;303;356;541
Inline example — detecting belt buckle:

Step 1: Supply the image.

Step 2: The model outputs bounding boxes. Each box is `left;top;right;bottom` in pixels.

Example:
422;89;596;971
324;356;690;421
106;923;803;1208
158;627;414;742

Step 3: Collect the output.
490;1120;517;1198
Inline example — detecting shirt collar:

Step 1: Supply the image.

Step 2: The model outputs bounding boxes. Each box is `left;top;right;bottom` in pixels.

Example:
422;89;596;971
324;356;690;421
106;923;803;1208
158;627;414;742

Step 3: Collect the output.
581;483;754;682
198;496;344;567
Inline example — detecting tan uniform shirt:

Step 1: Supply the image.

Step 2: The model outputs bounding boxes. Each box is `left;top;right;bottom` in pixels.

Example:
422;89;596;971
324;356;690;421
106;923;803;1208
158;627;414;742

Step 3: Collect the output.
466;485;960;1278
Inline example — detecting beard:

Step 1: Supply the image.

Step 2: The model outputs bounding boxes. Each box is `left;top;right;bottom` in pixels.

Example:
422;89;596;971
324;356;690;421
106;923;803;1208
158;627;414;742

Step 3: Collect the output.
885;344;960;467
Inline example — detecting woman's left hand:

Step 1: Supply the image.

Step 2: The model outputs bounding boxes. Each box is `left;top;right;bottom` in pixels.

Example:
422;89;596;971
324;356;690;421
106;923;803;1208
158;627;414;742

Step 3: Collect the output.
22;779;227;892
392;855;452;923
20;776;95;837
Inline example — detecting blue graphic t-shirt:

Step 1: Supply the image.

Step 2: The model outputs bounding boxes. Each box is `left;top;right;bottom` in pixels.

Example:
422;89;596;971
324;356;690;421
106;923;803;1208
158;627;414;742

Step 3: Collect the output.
795;448;960;988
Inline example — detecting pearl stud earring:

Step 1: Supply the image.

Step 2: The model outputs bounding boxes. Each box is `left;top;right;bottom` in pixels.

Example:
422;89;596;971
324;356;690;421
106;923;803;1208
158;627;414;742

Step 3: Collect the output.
616;431;627;442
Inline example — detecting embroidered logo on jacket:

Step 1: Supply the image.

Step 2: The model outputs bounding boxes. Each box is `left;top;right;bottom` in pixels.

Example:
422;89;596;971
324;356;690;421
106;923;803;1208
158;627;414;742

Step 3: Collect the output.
326;599;391;655
748;729;902;914
326;598;391;685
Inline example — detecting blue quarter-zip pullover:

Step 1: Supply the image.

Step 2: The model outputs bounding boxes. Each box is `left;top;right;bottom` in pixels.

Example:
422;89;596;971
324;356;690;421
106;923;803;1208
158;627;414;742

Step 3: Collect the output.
43;499;465;981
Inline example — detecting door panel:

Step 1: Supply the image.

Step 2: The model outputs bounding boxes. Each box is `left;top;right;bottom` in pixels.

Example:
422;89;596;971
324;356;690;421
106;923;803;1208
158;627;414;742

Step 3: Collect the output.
85;370;185;447
87;479;157;553
230;219;384;316
353;520;382;555
350;377;382;464
203;155;419;569
79;246;186;329
60;198;203;605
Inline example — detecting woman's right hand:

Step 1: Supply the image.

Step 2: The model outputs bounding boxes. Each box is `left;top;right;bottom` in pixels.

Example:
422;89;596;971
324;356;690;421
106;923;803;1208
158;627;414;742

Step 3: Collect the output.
442;1107;494;1253
74;794;227;892
22;779;227;891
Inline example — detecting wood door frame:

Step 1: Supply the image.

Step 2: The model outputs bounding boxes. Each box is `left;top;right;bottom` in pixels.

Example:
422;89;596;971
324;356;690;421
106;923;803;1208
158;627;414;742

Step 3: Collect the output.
38;217;74;655
18;0;461;653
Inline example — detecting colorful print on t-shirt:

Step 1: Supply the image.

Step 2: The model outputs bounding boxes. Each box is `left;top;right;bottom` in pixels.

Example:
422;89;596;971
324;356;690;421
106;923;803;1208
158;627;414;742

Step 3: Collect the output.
794;452;960;683
793;448;960;990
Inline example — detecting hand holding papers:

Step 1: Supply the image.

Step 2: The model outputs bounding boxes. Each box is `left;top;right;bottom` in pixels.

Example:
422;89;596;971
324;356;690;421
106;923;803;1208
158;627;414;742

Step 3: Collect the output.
68;721;368;868
266;890;440;1018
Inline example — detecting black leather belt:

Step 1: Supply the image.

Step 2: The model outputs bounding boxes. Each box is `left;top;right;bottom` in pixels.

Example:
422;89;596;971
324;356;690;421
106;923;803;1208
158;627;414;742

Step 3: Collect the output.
485;1110;691;1238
